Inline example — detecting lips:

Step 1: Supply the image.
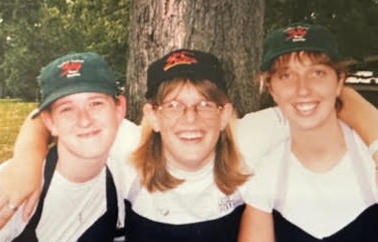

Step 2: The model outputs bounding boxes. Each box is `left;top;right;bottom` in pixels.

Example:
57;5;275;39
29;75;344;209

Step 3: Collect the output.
77;129;101;138
176;130;204;141
293;101;318;115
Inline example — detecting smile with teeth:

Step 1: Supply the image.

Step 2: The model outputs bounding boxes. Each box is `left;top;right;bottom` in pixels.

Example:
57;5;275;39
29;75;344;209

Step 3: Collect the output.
293;102;318;114
177;131;204;140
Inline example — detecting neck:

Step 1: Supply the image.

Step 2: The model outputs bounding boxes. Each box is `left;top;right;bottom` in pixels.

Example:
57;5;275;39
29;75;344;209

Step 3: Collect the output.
165;152;216;173
56;144;107;183
291;115;346;172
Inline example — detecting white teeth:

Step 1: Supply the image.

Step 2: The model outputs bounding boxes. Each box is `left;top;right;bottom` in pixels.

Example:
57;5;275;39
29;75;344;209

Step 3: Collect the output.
178;131;203;139
295;102;316;112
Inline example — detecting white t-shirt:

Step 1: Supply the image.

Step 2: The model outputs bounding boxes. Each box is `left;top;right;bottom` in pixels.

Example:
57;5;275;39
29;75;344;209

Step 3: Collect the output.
242;123;378;239
118;159;244;224
0;157;125;242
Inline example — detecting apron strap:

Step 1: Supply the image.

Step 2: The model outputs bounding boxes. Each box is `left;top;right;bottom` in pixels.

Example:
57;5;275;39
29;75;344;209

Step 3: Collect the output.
342;122;376;205
12;146;59;241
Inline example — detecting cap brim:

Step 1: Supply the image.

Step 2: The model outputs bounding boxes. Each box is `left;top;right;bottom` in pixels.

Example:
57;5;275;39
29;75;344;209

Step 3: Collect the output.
32;82;117;119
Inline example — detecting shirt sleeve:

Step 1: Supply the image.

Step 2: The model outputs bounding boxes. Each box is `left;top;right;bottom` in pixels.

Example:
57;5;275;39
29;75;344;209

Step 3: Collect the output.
352;129;378;200
240;145;284;213
235;107;290;168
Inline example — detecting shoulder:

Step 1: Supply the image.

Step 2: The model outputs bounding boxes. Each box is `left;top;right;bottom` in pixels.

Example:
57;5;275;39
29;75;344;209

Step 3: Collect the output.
236;107;290;162
237;107;287;127
107;156;139;198
240;142;286;212
110;119;141;163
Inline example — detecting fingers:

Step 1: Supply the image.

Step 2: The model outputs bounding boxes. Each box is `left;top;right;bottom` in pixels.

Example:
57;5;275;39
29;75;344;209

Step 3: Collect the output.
0;201;19;229
23;188;41;221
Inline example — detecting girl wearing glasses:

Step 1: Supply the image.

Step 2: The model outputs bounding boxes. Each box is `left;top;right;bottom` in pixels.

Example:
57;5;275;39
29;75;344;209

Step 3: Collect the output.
122;49;250;241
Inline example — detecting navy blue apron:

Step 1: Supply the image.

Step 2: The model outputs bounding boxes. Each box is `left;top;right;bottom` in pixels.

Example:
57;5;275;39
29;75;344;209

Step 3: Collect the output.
123;175;245;242
273;125;378;242
13;146;118;242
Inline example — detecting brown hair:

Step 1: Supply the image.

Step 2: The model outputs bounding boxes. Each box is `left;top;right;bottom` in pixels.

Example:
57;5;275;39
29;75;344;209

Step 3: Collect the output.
260;51;348;111
132;79;250;195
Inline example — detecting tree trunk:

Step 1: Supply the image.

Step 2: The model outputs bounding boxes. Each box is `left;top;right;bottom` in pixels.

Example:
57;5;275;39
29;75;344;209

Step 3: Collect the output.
125;0;265;123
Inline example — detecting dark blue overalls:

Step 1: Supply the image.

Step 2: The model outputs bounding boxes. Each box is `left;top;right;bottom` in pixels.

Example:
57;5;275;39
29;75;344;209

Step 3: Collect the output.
13;146;118;242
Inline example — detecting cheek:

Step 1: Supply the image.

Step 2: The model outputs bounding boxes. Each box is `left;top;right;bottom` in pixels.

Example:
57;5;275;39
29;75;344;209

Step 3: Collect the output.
316;81;340;98
270;84;293;104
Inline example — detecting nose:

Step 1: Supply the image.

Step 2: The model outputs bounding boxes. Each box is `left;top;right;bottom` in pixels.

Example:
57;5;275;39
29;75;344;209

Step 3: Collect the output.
77;107;92;127
182;105;197;123
296;76;311;96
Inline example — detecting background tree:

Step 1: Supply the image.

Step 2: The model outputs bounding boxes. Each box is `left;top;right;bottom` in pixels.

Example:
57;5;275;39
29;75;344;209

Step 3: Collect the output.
0;0;377;117
125;0;265;122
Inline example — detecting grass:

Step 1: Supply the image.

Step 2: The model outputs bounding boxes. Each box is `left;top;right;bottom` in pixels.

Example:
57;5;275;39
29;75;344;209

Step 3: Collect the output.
0;100;37;163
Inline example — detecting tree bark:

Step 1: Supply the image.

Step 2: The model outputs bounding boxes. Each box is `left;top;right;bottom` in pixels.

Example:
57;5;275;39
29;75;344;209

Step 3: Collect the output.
125;0;265;123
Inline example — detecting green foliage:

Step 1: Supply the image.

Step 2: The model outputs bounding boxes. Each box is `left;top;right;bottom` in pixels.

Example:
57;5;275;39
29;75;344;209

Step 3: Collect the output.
0;0;130;101
1;0;377;100
0;100;37;162
265;0;378;72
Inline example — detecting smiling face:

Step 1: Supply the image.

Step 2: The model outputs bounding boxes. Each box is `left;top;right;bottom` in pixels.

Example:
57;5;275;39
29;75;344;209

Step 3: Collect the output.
145;80;232;172
41;92;125;163
268;52;344;131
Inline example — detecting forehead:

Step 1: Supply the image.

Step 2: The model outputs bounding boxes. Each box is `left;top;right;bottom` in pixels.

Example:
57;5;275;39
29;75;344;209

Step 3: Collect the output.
273;52;330;70
163;82;205;101
51;92;111;108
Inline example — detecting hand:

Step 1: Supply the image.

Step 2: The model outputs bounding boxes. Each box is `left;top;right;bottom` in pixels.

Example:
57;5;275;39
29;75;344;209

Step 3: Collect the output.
0;159;42;228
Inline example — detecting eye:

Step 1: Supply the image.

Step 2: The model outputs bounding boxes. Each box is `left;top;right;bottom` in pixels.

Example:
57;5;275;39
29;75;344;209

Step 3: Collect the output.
58;105;73;114
89;100;104;107
197;100;217;109
162;100;183;110
278;72;292;80
313;69;326;77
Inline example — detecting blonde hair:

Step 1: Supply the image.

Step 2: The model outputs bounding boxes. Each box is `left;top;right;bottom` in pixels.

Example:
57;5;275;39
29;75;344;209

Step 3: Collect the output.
132;79;250;195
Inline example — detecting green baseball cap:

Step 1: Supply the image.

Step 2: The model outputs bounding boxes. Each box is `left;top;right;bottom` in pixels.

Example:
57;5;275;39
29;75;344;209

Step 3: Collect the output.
261;23;341;71
33;52;119;118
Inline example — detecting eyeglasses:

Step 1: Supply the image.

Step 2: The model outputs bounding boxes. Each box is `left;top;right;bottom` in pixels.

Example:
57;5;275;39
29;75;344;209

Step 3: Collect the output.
157;100;222;119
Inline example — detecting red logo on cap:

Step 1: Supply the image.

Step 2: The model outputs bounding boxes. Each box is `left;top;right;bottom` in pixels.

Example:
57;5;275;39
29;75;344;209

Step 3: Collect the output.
286;27;308;42
164;51;198;71
60;60;83;78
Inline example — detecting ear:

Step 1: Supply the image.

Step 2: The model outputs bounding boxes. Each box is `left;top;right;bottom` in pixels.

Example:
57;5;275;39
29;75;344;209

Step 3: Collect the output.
143;103;160;132
258;73;269;94
115;96;127;123
219;103;233;131
40;111;57;136
336;72;345;96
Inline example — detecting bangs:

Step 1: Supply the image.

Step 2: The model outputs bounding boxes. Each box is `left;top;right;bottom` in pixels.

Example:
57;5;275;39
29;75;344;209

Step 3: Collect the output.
153;78;230;106
270;51;334;74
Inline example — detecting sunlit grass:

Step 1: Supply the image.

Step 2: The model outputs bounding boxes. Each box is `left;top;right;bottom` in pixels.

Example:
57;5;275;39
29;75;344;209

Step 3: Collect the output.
0;100;37;163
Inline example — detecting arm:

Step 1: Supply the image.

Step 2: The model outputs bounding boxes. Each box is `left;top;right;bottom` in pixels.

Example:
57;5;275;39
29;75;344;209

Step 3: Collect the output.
0;110;50;228
238;205;275;242
339;86;378;145
338;86;378;166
